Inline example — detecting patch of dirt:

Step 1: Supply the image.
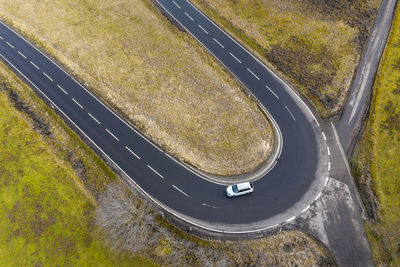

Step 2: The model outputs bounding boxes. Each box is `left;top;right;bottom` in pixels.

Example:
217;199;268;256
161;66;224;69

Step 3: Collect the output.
0;83;53;137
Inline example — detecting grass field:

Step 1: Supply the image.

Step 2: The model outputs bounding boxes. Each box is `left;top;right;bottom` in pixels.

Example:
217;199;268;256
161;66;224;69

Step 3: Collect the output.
0;0;274;176
0;63;155;266
191;0;381;116
351;6;400;266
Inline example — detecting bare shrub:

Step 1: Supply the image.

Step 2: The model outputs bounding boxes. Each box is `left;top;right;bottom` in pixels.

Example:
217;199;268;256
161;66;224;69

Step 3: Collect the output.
96;183;159;253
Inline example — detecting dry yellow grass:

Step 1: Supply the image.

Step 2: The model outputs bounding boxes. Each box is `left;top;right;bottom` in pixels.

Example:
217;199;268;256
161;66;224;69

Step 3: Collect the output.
191;0;381;116
0;0;273;176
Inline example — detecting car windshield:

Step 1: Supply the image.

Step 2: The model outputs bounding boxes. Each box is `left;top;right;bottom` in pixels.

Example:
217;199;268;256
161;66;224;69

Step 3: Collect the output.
232;184;238;193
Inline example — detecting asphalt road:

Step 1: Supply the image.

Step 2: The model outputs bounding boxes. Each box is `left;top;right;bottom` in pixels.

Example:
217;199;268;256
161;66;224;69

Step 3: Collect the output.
0;0;327;230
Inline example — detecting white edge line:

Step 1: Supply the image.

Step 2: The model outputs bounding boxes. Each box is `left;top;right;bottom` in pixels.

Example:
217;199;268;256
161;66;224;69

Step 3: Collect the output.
315;192;322;201
284;105;296;121
198;24;208;34
173;185;190;198
184;12;194;21
247;67;260;80
17;51;27;59
213;38;224;48
147;165;164;179
72;98;83;109
56;84;68;95
266;85;279;99
88;112;101;124
322;132;327;141
43;72;53;82
301;205;310;213
286;216;296;222
324;177;329;187
106;128;119;142
125;146;141;160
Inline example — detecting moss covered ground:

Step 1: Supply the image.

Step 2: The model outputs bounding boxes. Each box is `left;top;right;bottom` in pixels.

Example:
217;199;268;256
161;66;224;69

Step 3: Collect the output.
351;5;400;266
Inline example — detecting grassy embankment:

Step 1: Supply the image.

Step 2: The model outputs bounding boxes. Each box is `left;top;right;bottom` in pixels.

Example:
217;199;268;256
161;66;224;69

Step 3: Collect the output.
0;63;154;266
0;0;274;176
0;60;334;266
191;0;381;117
351;6;400;266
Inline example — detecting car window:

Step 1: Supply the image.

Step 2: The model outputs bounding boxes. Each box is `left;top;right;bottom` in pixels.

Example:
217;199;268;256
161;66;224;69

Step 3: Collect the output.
232;185;238;193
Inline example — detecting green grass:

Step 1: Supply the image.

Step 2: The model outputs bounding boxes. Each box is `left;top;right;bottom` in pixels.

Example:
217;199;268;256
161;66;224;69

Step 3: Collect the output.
351;5;400;266
0;64;155;266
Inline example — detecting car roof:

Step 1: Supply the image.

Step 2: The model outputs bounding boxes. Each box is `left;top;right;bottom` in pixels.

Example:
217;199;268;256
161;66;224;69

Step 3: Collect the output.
236;182;252;191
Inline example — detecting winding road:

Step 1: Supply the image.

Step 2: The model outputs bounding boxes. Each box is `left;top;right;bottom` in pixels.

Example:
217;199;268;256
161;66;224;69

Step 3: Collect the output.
0;0;330;232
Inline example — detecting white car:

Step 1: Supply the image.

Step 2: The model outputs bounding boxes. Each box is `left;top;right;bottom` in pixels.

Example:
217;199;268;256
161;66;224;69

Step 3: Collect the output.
226;182;254;197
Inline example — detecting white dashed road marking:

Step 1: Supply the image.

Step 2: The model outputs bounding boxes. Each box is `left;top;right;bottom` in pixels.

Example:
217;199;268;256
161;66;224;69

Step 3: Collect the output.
198;24;208;35
324;177;329;187
6;42;14;49
213;38;224;48
106;128;119;142
172;0;181;9
18;51;27;59
147;165;164;179
173;185;191;198
202;203;217;209
266;85;279;99
285;105;296;121
88;112;101;124
229;52;241;63
30;61;39;70
43;72;53;82
327;146;331;156
125;146;141;160
328;161;331;171
0;36;3;40
72;98;83;109
322;132;327;141
247;68;260;80
185;12;194;21
57;84;68;95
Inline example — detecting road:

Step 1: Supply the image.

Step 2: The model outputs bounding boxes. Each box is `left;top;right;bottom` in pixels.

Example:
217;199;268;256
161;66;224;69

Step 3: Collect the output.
0;0;329;232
